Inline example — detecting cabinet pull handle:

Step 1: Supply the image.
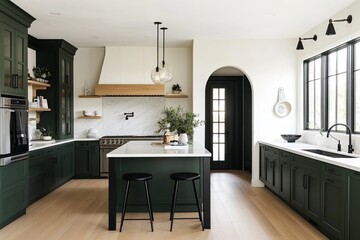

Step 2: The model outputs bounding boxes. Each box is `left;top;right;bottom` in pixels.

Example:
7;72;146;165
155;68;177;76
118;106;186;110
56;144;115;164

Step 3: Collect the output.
328;169;335;173
11;74;19;88
303;174;308;189
326;178;335;183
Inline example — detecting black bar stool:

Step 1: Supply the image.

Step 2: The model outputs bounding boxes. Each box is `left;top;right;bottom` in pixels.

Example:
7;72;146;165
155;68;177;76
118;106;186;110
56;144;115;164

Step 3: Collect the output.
169;172;204;231
120;173;154;232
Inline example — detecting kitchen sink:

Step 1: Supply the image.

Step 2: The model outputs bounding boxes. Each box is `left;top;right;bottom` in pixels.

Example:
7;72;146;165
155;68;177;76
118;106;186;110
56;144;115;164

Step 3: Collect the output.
302;149;356;158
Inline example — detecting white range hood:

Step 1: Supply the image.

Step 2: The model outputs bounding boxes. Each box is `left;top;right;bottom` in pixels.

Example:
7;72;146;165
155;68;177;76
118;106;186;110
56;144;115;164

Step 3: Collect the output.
96;46;164;96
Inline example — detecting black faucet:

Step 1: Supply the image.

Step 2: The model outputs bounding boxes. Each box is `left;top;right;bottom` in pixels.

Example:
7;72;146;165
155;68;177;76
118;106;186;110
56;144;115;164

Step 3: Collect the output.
327;123;354;153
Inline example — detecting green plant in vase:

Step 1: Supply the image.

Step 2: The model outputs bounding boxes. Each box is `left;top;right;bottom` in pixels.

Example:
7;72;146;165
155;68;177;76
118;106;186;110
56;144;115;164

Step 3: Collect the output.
171;83;182;94
39;127;53;140
156;106;204;144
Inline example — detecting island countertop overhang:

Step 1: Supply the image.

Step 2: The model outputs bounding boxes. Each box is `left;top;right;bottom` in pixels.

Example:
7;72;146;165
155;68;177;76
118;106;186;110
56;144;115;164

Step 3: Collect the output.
107;140;212;158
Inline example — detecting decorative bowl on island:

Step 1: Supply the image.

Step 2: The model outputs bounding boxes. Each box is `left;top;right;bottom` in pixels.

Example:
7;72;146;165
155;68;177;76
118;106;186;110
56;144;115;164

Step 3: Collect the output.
280;134;301;143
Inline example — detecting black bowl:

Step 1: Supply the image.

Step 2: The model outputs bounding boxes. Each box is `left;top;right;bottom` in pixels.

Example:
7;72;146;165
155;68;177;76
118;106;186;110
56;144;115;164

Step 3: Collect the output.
281;134;301;143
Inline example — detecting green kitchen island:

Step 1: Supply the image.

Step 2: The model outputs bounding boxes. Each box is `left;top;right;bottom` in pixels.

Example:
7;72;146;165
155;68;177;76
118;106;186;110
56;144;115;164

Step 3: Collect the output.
107;140;211;231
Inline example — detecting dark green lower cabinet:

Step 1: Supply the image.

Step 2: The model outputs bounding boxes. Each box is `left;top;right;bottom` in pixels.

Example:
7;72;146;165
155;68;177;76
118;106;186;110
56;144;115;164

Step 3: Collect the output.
321;164;345;240
279;152;291;202
346;170;360;240
29;143;74;204
259;144;360;239
75;141;99;178
29;150;46;203
291;155;321;223
0;158;29;229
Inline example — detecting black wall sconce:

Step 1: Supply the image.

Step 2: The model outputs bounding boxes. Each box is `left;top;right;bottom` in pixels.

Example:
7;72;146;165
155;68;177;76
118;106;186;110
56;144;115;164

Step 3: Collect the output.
326;15;352;35
124;112;134;120
296;35;317;50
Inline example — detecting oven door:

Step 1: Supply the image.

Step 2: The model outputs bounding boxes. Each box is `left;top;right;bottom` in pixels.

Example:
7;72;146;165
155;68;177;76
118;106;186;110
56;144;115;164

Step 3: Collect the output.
0;108;13;155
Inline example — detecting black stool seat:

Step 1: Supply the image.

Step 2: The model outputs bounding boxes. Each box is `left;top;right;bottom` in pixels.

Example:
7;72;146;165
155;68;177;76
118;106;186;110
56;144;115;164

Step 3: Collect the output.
123;173;153;181
169;172;204;231
120;172;154;232
170;172;200;181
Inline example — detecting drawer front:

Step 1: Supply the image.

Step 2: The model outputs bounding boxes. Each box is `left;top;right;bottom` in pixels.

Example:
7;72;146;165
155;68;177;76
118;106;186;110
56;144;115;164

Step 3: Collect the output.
280;150;291;159
263;145;279;156
29;150;44;159
76;141;90;147
323;164;343;178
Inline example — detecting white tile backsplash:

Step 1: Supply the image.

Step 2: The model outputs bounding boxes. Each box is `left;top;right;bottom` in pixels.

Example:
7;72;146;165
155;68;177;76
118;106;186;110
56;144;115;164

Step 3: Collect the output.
74;97;165;137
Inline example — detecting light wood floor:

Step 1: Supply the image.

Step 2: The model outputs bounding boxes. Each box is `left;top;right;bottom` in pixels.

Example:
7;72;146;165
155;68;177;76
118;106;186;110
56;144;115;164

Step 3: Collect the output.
0;171;327;240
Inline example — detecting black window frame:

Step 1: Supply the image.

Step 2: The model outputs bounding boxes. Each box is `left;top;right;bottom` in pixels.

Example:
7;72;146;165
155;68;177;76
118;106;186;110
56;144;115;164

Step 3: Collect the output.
303;37;360;134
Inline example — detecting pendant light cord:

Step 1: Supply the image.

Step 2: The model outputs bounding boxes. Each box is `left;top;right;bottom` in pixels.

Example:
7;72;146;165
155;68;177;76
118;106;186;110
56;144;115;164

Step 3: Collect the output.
161;27;167;67
154;22;162;72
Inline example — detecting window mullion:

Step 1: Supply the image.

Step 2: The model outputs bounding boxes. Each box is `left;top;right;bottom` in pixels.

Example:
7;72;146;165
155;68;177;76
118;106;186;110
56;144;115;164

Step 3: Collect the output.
348;43;354;133
321;54;327;130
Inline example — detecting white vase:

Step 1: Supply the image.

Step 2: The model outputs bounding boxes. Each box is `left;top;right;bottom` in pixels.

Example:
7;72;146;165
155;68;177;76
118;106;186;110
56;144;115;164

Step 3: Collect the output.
179;133;188;145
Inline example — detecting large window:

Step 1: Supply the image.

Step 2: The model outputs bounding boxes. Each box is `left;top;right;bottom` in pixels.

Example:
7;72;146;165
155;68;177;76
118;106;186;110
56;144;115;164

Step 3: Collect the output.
304;39;360;133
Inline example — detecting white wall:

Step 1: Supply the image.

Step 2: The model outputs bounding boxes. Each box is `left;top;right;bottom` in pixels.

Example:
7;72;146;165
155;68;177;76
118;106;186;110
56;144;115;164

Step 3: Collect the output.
73;47;192;137
296;1;360;154
192;39;297;186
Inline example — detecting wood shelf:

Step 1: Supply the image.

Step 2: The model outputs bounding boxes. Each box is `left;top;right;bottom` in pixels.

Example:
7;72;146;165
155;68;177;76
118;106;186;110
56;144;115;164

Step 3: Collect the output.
78;116;102;119
78;95;101;98
28;80;51;97
165;93;188;98
29;107;51;112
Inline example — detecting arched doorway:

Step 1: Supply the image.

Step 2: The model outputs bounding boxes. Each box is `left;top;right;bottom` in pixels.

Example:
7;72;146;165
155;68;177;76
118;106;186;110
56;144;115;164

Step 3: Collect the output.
205;67;252;171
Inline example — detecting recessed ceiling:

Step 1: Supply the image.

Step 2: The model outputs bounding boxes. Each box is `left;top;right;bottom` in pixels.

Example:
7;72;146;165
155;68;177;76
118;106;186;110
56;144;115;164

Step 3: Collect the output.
12;0;356;47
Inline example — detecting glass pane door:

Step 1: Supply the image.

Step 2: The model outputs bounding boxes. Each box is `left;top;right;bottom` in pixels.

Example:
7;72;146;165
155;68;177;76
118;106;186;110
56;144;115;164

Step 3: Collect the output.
206;79;237;170
212;88;226;162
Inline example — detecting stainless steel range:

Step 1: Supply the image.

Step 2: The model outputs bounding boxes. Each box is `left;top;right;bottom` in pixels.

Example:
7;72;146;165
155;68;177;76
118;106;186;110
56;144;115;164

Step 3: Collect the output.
99;135;162;177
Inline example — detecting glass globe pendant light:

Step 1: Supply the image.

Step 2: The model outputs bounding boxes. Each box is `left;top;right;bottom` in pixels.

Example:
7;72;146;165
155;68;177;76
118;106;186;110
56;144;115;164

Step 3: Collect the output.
151;22;165;84
160;27;173;83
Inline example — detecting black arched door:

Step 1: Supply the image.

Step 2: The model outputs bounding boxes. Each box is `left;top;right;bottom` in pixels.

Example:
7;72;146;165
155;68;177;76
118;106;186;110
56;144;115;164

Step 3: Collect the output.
205;75;252;171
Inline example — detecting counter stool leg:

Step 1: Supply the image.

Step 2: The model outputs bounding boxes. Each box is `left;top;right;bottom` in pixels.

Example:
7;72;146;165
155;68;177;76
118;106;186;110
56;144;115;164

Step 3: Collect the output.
144;181;154;232
120;180;131;232
170;180;179;231
192;180;204;231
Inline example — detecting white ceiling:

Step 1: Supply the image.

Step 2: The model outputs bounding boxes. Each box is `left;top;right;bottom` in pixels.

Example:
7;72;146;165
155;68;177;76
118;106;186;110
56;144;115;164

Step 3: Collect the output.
12;0;356;47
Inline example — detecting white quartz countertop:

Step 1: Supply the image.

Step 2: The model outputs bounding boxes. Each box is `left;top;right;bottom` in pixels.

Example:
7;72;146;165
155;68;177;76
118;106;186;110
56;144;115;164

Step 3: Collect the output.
259;140;360;172
107;141;212;158
29;138;99;151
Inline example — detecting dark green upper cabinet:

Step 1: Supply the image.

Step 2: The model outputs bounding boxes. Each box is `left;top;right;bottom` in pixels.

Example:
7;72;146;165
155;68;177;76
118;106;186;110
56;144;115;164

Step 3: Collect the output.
32;39;77;139
0;0;35;97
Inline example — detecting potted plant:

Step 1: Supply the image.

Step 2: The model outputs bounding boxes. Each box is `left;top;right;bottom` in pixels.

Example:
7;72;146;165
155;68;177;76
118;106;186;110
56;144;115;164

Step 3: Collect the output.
171;83;182;94
32;67;51;82
156;106;204;144
39;127;53;140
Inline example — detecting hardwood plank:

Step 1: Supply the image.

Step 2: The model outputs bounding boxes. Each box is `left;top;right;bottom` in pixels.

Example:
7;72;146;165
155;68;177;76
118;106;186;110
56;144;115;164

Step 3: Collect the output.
0;172;328;240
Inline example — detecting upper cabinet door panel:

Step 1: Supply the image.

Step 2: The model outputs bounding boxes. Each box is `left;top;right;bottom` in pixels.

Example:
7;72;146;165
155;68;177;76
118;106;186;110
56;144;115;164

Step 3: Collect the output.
0;22;27;97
